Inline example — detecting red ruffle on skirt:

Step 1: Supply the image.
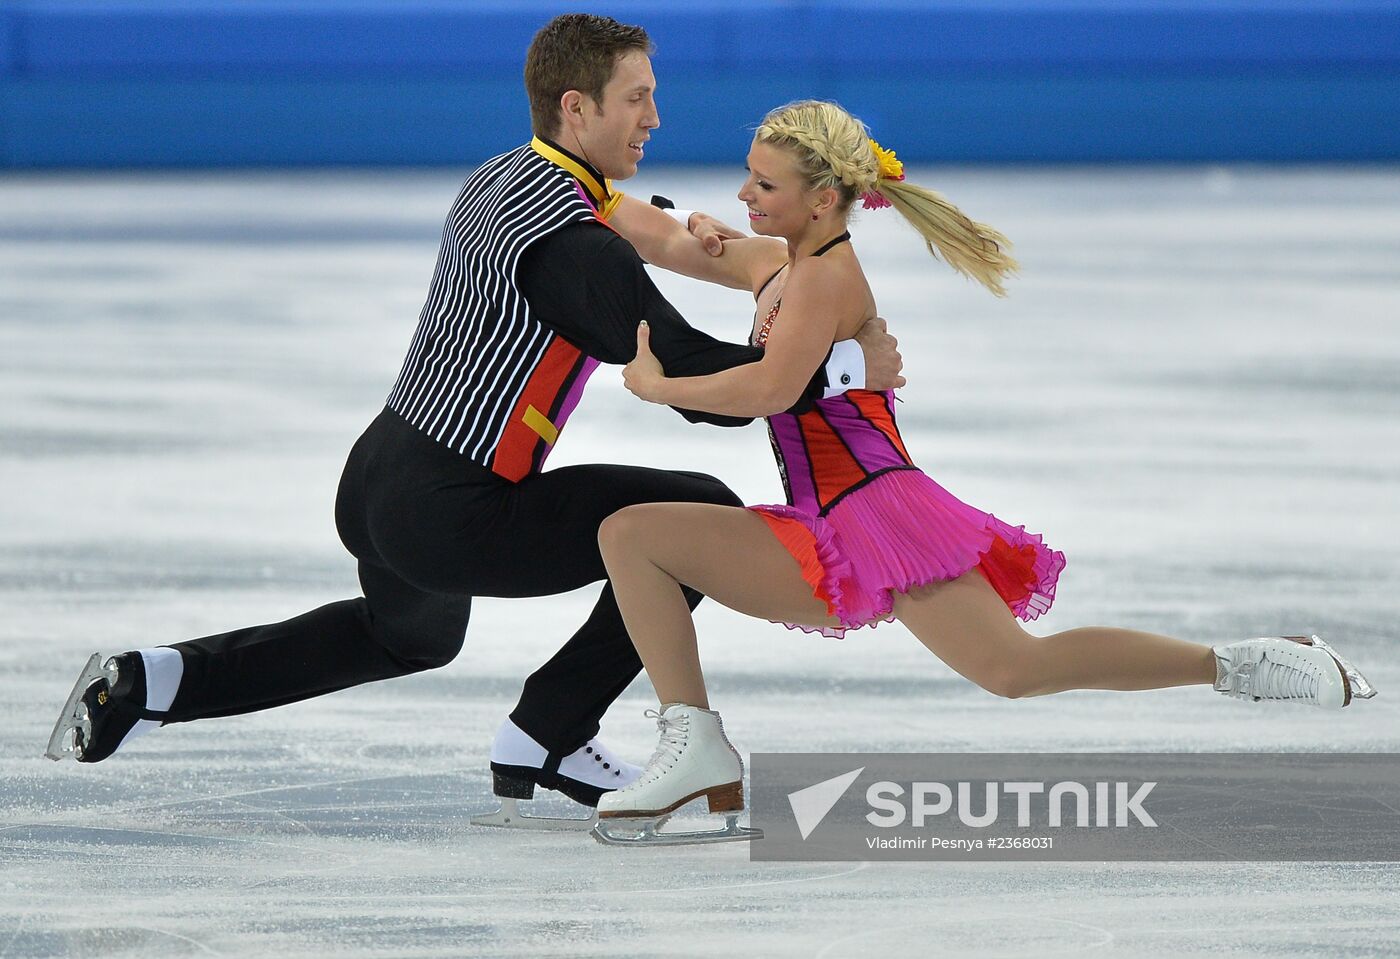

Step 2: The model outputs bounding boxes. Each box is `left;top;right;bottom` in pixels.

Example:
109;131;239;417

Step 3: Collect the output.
749;467;1065;638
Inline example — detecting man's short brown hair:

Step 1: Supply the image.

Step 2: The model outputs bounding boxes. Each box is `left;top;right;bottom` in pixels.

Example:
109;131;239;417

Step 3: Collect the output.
525;14;654;139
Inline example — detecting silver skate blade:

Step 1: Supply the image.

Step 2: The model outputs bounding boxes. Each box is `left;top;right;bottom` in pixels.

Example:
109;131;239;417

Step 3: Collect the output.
45;653;105;761
1308;635;1378;701
592;813;762;847
469;797;597;832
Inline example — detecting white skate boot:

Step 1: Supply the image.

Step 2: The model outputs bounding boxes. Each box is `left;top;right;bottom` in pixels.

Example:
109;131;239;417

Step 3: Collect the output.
592;704;761;846
470;718;642;831
1213;635;1377;709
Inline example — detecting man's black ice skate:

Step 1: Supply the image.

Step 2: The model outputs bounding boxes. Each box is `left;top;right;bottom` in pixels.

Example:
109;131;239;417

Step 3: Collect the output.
470;718;642;831
45;652;166;762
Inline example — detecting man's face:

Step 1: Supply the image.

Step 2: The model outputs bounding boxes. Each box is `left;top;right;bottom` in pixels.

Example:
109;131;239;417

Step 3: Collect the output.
572;51;659;181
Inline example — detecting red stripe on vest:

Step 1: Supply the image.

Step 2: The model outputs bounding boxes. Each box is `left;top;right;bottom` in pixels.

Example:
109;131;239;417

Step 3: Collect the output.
491;338;583;482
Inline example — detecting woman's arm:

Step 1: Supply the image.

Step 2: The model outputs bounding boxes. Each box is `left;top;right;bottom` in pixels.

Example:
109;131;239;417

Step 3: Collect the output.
624;259;852;418
609;195;787;294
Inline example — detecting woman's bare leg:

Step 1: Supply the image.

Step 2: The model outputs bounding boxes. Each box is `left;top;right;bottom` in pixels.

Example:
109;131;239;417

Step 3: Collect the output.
598;504;839;707
893;571;1217;698
600;502;1216;704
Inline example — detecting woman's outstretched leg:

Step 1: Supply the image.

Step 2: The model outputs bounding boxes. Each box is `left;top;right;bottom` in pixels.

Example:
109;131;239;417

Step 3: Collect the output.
892;570;1216;698
597;503;838;707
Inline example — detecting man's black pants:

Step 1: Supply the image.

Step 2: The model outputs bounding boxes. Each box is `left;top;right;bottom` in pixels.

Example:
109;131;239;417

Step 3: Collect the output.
165;406;741;756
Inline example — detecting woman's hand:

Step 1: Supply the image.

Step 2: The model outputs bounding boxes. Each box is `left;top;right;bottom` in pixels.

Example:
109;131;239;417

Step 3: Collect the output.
688;212;746;256
622;321;667;403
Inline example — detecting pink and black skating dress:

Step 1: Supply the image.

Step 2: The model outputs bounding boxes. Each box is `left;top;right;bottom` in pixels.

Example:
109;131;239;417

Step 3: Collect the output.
747;234;1066;637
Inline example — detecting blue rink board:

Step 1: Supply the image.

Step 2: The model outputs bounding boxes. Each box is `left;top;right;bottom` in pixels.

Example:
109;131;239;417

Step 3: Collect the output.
2;1;1398;166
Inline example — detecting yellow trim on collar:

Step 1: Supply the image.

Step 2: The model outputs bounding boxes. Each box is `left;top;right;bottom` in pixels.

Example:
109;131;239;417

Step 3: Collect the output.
530;137;619;218
597;191;624;220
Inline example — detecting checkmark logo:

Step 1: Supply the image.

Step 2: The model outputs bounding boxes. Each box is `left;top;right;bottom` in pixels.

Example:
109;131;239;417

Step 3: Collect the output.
787;767;865;840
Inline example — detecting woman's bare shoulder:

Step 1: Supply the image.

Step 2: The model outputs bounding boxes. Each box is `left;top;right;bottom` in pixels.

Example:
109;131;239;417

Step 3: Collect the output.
788;248;872;323
724;237;790;296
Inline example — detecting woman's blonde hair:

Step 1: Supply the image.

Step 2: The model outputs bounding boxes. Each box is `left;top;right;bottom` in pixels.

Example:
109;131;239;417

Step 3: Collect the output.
755;100;1017;297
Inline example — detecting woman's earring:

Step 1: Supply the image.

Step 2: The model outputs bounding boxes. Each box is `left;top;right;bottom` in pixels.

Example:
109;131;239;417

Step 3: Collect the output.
811;213;819;221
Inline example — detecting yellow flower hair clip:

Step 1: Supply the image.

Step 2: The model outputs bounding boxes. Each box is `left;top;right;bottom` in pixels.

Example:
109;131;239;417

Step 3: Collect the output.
863;138;905;209
870;138;904;181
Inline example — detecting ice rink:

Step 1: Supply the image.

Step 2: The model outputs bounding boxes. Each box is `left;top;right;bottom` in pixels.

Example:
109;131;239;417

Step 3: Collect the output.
3;165;1399;957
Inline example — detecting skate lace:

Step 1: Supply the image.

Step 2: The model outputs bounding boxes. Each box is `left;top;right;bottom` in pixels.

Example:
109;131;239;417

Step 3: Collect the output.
1229;656;1318;701
1256;653;1318;701
638;708;689;784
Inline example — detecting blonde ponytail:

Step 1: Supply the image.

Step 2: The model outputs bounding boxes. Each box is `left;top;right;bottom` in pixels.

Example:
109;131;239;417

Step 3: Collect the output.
876;177;1018;298
756;99;1017;297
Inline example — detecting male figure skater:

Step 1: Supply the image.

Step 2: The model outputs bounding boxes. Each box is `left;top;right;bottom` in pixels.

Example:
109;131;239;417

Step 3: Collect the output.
47;14;903;822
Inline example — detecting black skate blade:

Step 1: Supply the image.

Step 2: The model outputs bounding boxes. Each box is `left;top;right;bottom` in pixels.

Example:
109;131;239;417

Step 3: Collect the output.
469;797;597;832
592;813;762;847
45;653;104;761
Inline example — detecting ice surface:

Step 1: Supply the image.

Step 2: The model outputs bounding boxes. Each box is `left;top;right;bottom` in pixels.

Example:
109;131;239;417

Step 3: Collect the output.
2;166;1399;957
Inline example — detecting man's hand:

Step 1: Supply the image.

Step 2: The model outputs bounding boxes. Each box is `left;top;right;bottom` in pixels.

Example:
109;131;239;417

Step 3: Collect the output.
856;316;906;391
688;212;746;257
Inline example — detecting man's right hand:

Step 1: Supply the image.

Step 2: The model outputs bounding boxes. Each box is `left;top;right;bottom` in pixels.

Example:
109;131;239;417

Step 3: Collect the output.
856;316;906;391
688;212;746;256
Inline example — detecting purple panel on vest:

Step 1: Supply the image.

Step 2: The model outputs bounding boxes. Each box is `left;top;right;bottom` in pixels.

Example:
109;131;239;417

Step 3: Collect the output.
554;355;600;432
768;413;817;513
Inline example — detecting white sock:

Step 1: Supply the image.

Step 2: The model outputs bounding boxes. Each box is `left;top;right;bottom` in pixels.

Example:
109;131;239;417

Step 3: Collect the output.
489;718;548;768
141;647;183;711
116;647;184;752
490;718;640;788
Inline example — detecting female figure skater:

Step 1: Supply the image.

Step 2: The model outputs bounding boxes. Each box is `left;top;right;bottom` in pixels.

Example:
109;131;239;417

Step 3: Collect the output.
592;100;1375;829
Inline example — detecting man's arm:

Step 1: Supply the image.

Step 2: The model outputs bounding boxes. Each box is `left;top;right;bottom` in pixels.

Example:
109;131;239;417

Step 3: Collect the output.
609;195;781;293
623;197;904;394
517;222;835;426
648;194;744;257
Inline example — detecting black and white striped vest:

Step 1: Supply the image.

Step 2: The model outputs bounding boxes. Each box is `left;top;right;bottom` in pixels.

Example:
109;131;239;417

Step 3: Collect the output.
386;139;620;482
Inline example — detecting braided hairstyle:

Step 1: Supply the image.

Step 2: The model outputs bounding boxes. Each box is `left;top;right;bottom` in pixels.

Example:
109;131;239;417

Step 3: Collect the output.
755;100;1017;297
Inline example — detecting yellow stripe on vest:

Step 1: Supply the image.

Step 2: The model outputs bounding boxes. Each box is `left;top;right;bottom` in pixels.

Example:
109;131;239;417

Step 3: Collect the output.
523;405;559;445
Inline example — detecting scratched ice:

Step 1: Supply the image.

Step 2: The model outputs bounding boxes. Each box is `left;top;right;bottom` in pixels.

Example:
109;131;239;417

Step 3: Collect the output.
2;167;1399;958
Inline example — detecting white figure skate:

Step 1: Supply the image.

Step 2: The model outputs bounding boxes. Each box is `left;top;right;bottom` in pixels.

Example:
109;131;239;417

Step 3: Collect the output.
470;718;641;831
1213;635;1377;708
592;704;761;846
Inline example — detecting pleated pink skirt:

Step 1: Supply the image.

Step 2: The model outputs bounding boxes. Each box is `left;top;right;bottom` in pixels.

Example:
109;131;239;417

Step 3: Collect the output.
750;468;1066;638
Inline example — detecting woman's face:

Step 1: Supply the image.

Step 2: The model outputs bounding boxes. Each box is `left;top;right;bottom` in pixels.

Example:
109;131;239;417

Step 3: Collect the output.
737;141;817;238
